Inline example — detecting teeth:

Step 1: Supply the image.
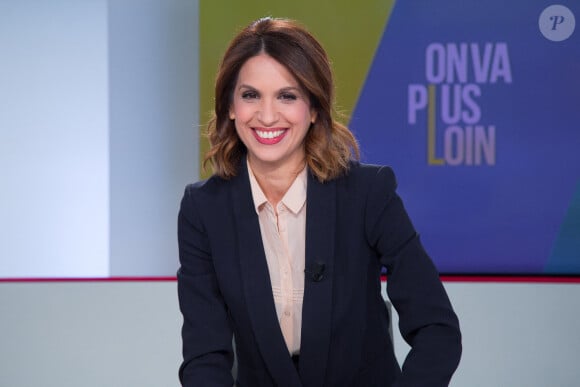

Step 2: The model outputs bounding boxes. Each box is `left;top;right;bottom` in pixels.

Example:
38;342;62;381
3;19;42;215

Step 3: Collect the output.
256;129;285;139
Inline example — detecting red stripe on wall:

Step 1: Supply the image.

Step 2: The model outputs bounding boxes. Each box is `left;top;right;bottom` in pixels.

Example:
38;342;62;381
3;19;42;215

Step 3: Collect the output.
380;275;580;283
1;275;579;283
0;276;177;283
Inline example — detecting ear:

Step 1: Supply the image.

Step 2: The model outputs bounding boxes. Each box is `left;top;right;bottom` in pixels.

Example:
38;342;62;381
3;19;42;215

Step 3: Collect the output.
310;109;317;124
229;106;235;120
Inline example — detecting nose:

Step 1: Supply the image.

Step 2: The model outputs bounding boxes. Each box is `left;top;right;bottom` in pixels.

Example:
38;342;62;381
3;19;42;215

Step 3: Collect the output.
257;99;278;126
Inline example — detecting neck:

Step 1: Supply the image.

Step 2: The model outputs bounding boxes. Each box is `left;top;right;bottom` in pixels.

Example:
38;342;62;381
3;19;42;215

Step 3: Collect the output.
248;157;305;206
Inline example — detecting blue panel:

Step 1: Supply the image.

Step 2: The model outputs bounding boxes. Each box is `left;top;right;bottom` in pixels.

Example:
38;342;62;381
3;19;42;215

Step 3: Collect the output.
351;0;580;274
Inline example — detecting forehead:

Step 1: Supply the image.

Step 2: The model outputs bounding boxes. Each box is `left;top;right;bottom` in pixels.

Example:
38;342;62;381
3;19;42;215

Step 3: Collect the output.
236;54;299;87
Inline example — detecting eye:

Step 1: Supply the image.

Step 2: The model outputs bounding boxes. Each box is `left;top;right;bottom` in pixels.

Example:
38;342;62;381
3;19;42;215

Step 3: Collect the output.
241;90;259;100
279;92;297;101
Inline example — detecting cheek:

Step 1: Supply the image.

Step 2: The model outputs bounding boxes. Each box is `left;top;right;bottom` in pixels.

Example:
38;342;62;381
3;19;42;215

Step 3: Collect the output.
281;103;309;122
231;102;254;123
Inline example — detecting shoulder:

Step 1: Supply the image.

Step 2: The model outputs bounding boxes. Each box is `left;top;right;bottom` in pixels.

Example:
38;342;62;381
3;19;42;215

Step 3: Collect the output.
184;158;248;200
322;162;399;212
180;174;235;218
342;161;397;191
179;175;236;232
184;174;230;199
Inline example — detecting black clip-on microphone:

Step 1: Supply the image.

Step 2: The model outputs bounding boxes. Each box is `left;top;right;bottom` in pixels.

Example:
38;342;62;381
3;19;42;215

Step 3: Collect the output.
305;261;325;282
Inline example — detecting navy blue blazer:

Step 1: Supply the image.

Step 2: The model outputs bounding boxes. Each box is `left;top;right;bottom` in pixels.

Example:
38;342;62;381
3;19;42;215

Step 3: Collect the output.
177;160;461;387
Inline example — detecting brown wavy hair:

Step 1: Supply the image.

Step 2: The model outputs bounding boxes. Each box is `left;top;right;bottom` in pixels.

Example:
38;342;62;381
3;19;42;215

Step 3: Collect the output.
204;17;359;182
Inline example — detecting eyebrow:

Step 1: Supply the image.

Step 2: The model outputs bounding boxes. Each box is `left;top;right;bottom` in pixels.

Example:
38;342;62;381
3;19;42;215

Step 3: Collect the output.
238;84;302;93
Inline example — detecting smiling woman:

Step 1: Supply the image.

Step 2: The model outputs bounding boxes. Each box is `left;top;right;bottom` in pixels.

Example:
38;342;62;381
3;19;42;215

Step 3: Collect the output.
177;17;461;387
228;54;316;200
204;17;358;182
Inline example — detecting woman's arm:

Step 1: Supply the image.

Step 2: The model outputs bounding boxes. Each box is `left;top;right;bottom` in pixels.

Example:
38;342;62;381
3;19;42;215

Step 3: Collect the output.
365;167;462;386
177;184;234;386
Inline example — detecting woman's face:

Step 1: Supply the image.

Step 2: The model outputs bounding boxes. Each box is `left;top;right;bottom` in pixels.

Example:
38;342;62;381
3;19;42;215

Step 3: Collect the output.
229;53;316;173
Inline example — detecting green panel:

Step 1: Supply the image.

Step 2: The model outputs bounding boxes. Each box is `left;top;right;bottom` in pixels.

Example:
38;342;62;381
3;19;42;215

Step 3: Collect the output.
199;0;394;177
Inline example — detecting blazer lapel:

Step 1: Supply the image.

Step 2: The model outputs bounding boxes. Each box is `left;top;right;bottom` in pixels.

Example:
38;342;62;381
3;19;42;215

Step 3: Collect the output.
231;161;303;387
299;172;336;387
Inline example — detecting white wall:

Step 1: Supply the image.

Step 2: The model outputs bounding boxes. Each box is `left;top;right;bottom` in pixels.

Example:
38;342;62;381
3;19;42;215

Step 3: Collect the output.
389;282;580;387
108;0;199;276
0;0;109;277
0;281;182;387
1;281;579;387
0;0;198;279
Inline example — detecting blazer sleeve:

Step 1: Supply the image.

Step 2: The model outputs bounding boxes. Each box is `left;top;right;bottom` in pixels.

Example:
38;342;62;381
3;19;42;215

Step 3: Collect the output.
364;167;462;386
177;184;234;387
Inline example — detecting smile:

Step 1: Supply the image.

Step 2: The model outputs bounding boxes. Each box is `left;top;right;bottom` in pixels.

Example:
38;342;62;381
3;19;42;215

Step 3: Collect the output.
255;129;286;139
253;128;287;144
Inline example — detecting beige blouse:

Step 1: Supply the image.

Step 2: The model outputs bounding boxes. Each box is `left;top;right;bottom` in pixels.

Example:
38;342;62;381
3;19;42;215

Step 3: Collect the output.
247;161;307;355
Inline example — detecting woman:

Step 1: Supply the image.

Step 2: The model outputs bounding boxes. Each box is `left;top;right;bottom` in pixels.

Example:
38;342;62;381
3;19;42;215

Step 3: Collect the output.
177;17;461;387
